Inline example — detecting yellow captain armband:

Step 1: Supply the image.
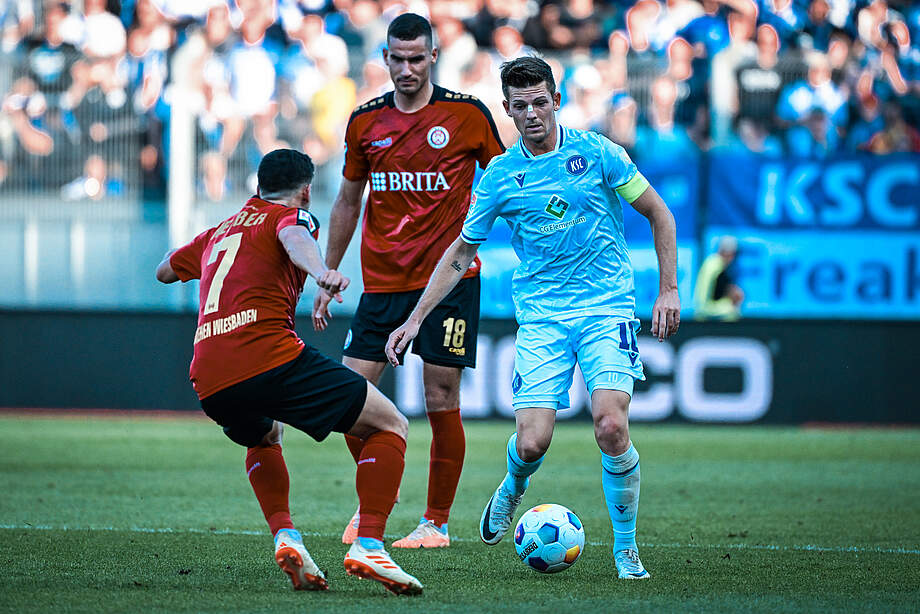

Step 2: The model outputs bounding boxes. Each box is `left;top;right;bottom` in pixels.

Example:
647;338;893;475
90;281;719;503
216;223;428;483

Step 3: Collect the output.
615;172;650;203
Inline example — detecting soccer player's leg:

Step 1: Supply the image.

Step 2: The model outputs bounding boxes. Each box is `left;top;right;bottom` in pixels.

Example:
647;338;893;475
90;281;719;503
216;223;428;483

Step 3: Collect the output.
481;321;573;545
577;316;650;579
200;390;328;590
340;292;403;543
343;383;423;595
391;361;463;548
407;276;479;545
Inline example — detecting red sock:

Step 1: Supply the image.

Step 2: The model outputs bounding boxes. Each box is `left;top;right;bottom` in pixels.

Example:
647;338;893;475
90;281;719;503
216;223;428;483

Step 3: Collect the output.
355;431;406;540
344;434;365;463
246;445;294;536
424;408;466;525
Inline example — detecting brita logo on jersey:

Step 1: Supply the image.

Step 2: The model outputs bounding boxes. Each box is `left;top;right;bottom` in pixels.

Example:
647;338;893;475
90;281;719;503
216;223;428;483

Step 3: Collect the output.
370;171;451;192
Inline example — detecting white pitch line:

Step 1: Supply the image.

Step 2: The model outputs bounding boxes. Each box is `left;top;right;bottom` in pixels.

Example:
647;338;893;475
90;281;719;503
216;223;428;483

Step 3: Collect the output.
1;524;918;556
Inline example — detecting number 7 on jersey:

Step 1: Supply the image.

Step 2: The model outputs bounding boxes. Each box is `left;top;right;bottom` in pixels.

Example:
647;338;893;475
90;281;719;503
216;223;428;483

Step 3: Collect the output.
203;233;242;315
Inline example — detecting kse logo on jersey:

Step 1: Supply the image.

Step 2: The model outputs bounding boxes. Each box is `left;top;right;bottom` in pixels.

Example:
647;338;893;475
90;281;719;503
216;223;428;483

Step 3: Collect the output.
370;171;451;192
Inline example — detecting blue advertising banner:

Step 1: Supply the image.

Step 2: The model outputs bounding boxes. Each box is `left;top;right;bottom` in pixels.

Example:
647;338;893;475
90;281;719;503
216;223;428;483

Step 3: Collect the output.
707;153;920;319
708;153;920;231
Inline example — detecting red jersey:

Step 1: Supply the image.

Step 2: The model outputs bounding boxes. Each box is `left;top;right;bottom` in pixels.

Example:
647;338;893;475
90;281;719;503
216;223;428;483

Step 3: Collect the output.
343;85;505;292
169;197;320;399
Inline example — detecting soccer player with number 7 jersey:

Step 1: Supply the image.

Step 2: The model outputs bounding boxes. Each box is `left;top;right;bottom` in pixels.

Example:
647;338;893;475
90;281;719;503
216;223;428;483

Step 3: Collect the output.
156;149;422;596
386;57;681;580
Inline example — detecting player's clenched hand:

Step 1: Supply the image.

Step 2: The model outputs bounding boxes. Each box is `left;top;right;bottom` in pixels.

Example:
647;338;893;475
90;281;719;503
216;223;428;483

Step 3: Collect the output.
385;321;421;367
651;288;680;341
312;288;341;331
317;269;349;294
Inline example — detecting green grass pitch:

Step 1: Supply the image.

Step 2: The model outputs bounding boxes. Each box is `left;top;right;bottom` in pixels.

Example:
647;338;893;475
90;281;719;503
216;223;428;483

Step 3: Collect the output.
1;414;918;613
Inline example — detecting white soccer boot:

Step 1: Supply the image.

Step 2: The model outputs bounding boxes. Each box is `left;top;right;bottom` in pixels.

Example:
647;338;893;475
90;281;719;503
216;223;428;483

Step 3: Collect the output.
392;519;450;548
614;548;651;579
274;528;328;590
479;483;524;545
343;541;423;595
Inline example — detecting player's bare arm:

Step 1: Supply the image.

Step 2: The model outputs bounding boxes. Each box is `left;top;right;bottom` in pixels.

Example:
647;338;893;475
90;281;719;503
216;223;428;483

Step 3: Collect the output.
155;249;179;284
384;237;480;366
279;225;349;295
630;184;680;341
312;177;366;331
324;177;366;270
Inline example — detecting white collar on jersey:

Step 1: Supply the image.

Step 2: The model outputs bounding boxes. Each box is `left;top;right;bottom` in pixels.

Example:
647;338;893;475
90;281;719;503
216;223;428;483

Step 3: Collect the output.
519;124;566;159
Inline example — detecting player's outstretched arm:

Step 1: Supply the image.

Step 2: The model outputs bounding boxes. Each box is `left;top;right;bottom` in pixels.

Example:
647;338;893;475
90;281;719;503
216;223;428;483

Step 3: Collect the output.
385;237;480;366
324;177;366;270
155;249;179;283
279;225;350;295
630;184;680;341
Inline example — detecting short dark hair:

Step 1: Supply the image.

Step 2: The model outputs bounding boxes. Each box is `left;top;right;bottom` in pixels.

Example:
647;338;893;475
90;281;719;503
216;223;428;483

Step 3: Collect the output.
500;57;556;100
257;149;314;197
387;13;433;49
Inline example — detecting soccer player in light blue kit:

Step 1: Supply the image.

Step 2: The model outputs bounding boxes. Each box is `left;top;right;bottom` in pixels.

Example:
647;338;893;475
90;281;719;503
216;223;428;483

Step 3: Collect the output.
385;57;680;579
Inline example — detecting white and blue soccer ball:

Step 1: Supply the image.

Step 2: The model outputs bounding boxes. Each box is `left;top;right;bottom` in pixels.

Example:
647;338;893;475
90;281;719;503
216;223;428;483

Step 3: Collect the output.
514;503;585;573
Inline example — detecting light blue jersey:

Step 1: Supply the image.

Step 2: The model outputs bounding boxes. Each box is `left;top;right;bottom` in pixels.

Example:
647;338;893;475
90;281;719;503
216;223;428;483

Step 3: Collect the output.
462;125;646;325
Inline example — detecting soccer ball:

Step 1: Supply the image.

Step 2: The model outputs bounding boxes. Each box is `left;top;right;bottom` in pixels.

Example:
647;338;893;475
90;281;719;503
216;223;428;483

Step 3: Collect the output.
513;503;585;573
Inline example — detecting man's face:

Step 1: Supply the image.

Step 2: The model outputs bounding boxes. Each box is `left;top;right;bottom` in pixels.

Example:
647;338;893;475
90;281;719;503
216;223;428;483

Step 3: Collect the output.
503;82;560;144
383;36;436;97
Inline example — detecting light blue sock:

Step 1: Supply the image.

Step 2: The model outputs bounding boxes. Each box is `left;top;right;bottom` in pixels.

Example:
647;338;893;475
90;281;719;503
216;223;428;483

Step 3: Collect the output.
358;537;384;550
500;433;544;496
600;442;640;553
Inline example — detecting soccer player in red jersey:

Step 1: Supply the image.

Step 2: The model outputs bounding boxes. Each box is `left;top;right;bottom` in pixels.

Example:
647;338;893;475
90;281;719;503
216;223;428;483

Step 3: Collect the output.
314;13;505;549
155;149;422;596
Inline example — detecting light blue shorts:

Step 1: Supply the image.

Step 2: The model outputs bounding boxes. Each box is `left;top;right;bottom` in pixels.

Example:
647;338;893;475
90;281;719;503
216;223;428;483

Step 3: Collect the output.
511;315;645;411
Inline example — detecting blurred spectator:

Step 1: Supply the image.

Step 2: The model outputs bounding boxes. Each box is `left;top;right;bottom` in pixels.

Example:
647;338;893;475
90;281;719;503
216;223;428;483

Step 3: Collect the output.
866;100;920;152
559;62;608;130
354;56;389;104
634;75;698;161
735;24;785;126
602;91;638;153
711;10;757;141
776;51;847;156
694;236;744;321
61;153;124;200
434;15;476;90
21;3;79;102
801;0;835;51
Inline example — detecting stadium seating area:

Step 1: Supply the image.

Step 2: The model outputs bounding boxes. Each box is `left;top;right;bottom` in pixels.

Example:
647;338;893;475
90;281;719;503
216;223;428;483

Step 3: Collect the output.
0;0;917;202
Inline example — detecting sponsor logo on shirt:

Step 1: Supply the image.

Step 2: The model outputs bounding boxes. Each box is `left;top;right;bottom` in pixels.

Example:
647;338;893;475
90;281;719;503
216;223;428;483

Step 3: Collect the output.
369;171;451;192
513;172;526;188
371;136;393;148
427;126;450;149
544;195;570;219
565;155;588;176
540;194;585;233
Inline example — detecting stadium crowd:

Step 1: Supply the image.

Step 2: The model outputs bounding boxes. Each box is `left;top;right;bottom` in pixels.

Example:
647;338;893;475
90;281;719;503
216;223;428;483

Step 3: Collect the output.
0;0;917;201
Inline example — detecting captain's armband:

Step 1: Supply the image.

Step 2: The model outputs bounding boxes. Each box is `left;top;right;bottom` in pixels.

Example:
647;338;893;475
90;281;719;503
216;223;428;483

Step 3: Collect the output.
614;172;650;204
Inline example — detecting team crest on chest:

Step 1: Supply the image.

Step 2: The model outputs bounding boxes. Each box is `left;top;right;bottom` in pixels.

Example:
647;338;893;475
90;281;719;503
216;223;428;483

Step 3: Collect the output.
565;155;588;176
427;126;450;149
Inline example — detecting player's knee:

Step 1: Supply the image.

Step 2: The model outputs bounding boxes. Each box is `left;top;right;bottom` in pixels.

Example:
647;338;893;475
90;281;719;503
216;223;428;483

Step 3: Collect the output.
593;412;628;449
423;383;457;412
517;432;550;462
388;410;409;440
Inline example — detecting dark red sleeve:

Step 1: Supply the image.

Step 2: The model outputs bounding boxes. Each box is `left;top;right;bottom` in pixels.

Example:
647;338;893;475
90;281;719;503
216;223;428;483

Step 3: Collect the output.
275;208;320;240
169;228;213;282
342;115;369;181
474;103;505;168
